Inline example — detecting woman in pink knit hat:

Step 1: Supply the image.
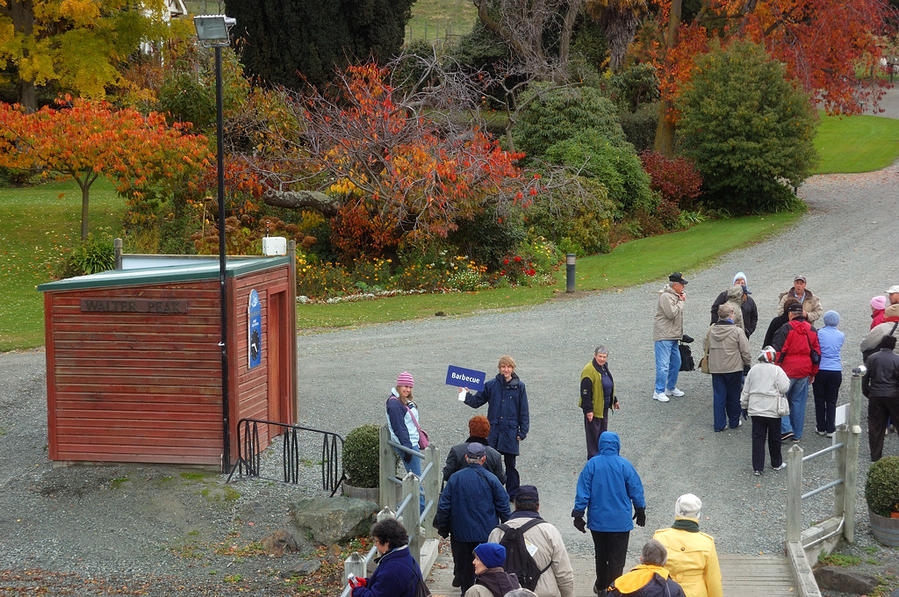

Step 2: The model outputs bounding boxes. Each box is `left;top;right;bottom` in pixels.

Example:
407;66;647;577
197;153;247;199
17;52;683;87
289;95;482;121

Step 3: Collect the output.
386;371;426;511
870;296;887;329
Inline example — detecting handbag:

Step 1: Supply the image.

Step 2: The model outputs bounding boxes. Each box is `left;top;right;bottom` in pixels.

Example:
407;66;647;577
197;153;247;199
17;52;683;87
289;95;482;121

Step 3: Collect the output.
394;398;429;449
806;332;821;365
776;394;790;417
699;327;711;374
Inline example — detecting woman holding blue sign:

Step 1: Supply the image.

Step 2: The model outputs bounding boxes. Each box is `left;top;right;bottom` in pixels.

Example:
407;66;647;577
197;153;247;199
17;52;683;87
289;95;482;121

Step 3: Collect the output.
461;355;529;498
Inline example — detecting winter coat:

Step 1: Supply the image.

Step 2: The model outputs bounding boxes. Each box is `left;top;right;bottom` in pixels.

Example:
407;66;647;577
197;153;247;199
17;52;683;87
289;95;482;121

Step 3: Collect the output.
762;312;790;350
573;432;645;532
464;568;520;597
860;304;899;357
703;321;751;374
607;564;687;597
772;319;820;378
487;512;575;597
862;349;899;399
433;464;510;542
740;362;790;417
465;373;529;455
817;324;844;372
352;546;422;597
653;523;723;597
580;359;616;415
443;437;506;485
872;308;886;329
654;285;685;341
710;288;758;337
778;288;823;323
386;391;420;452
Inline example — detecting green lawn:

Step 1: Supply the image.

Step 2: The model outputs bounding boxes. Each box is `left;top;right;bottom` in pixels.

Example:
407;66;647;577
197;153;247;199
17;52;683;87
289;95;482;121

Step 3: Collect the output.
296;212;800;330
813;113;899;174
406;0;477;43
0;179;126;351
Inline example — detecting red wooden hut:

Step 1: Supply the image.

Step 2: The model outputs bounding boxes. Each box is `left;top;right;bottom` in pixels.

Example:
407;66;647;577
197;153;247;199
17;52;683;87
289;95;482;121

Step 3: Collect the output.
37;253;297;469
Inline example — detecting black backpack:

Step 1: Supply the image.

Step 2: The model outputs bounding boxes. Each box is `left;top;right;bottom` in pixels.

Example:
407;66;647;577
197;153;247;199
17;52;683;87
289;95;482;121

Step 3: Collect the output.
497;519;552;590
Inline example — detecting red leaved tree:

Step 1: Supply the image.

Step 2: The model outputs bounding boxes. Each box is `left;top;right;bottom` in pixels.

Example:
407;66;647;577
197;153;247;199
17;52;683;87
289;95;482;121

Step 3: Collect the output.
0;97;212;240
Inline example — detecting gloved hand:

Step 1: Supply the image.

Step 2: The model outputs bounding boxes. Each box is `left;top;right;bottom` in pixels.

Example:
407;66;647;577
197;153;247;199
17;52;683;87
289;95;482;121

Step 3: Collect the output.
348;576;367;592
573;516;587;533
633;507;646;527
741;408;749;420
437;528;450;539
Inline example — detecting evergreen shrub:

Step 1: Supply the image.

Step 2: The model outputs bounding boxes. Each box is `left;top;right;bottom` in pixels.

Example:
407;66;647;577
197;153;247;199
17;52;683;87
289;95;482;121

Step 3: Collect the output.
619;102;658;153
865;456;899;517
343;424;381;489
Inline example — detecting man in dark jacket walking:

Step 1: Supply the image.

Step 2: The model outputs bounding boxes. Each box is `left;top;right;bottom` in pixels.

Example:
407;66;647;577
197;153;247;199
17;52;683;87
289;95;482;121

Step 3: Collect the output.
572;432;646;596
434;442;511;594
862;335;899;461
606;539;686;597
772;303;820;442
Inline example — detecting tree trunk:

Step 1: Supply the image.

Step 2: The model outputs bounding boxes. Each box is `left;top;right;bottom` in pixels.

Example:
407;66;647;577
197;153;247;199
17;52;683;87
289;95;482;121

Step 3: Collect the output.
654;0;682;157
4;0;38;112
76;171;98;241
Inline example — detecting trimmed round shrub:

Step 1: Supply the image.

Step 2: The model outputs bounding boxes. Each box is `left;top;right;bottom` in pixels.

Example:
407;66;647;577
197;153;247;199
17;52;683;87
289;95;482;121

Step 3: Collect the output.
865;456;899;517
511;83;626;159
676;40;816;214
343;424;380;489
545;130;656;216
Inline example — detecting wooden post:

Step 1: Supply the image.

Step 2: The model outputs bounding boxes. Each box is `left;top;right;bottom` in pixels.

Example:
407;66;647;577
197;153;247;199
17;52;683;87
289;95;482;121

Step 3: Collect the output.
843;369;864;543
403;471;423;566
379;425;396;509
114;238;123;270
833;427;847;520
422;445;440;537
786;444;803;543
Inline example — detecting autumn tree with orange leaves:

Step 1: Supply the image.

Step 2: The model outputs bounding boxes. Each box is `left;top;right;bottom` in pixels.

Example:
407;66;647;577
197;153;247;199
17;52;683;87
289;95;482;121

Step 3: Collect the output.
0;97;211;240
239;63;534;259
649;0;895;154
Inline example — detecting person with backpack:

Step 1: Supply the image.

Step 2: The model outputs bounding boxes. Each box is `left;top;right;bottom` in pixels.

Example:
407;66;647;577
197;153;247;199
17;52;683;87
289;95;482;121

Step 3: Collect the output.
572;431;646;596
348;518;428;597
771;302;821;442
487;485;574;597
434;442;511;594
606;539;686;597
464;543;520;597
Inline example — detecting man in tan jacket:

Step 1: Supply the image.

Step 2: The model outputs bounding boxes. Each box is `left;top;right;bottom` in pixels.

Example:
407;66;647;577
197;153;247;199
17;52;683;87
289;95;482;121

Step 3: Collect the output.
777;275;823;323
487;485;574;597
653;272;688;402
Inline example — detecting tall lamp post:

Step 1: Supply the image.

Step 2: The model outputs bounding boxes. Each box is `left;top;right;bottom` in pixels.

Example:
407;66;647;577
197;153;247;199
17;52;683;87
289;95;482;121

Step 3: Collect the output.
194;14;236;473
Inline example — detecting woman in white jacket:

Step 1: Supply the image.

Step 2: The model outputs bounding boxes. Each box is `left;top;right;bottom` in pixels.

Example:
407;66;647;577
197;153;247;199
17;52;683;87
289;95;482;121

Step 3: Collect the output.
740;347;791;476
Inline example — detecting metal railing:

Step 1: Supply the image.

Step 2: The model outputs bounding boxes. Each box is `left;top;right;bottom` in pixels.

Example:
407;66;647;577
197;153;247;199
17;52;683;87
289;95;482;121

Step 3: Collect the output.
227;418;345;496
339;424;440;597
784;366;864;597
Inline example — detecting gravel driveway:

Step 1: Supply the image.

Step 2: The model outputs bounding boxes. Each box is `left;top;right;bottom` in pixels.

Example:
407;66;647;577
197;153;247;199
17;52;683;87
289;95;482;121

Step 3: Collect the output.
1;91;897;593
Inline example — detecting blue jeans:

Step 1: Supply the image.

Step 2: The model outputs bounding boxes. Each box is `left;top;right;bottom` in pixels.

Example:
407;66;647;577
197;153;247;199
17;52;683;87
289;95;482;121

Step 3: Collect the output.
396;446;426;513
712;372;743;431
780;377;810;439
654;340;681;393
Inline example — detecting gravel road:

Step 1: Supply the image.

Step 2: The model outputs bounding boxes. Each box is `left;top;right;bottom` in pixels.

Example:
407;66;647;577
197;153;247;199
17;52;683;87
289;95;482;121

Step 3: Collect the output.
1;91;897;593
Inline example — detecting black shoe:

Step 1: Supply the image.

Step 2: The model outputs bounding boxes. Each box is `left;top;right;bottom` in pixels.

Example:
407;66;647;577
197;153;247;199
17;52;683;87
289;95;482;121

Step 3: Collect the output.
781;432;794;442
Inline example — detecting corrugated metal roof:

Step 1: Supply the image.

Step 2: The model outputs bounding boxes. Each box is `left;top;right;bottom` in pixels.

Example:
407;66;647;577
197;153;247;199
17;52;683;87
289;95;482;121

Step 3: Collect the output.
37;256;290;292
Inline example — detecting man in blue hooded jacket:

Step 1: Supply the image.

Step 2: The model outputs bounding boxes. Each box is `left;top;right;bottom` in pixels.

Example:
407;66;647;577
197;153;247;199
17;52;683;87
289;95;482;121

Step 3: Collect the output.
572;431;646;596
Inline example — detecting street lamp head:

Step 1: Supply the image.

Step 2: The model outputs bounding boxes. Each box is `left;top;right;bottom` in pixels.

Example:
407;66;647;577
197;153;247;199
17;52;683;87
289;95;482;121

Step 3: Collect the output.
193;14;236;47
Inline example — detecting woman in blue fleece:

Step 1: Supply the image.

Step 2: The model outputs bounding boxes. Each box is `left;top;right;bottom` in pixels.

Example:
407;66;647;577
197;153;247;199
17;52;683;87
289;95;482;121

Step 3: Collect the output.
386;371;425;511
350;518;424;597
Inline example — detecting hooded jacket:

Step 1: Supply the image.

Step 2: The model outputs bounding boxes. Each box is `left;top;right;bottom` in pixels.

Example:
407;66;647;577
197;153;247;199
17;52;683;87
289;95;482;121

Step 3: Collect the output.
464;568;520;597
653;521;723;597
860;304;899;357
352;545;422;597
654;285;685;341
740;361;790;417
464;373;529;455
487;511;575;597
703;321;751;374
862;348;899;399
607;564;686;597
710;287;758;337
772;319;820;378
573;432;645;532
386;390;420;452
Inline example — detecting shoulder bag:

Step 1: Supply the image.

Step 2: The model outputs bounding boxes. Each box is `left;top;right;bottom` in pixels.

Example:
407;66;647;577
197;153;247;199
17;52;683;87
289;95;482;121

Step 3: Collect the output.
394;398;430;449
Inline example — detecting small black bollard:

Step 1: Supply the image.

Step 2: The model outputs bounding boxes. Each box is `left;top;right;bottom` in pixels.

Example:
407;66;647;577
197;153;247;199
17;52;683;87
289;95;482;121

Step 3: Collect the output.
566;253;576;293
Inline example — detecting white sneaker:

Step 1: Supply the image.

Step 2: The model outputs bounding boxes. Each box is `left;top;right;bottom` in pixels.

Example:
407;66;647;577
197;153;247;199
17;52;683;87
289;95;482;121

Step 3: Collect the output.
666;387;685;397
652;392;670;402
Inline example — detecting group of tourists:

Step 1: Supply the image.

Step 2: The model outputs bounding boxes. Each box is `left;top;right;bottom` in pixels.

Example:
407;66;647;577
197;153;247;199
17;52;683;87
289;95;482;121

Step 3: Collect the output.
653;271;899;472
360;274;899;597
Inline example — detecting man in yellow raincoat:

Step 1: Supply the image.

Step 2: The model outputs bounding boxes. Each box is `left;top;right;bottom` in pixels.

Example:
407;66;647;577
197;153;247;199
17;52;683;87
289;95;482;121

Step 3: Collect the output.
652;494;723;597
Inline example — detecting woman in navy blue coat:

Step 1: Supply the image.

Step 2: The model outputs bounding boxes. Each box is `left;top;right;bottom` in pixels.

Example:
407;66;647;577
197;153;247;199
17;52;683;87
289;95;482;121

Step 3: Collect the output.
462;355;529;498
351;519;423;597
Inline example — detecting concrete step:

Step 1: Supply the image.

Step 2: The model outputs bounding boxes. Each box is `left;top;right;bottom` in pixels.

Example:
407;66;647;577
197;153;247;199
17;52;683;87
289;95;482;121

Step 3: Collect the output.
426;550;796;597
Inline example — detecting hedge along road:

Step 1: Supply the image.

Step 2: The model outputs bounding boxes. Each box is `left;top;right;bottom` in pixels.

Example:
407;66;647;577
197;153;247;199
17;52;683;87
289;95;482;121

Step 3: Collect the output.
295;133;898;558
